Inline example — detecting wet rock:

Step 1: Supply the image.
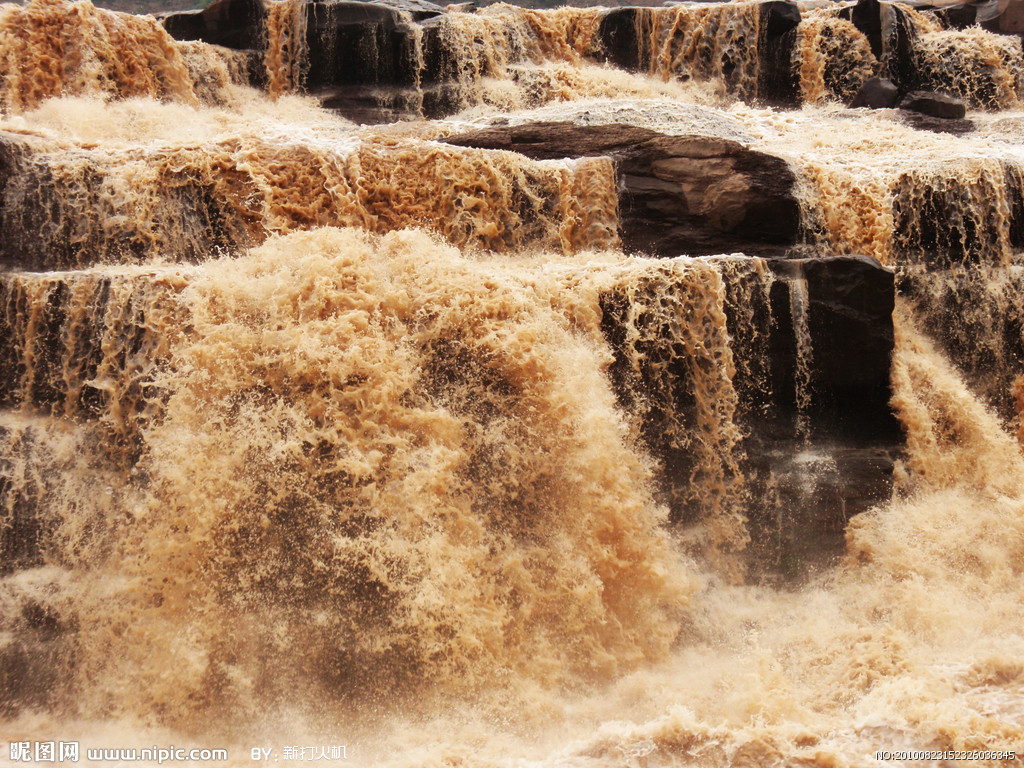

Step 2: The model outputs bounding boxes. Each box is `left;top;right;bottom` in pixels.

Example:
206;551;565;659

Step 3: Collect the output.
892;157;1024;424
0;631;70;715
723;254;900;575
584;0;801;106
757;1;802;105
446;122;800;257
836;0;921;96
839;0;883;58
302;0;435;119
599;253;900;574
899;90;968;119
0;565;76;716
849;76;900;108
0;468;45;574
158;0;811;119
162;0;449;119
899;111;976;135
932;2;979;30
307;0;481;121
892;159;1015;266
761;0;802;38
596;7;648;73
716;255;899;446
792;255;899;441
886;5;924;95
158;0;1024;120
160;0;266;50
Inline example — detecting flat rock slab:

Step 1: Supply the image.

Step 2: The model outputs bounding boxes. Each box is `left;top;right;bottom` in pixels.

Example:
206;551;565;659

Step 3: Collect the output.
900;90;968;119
447;121;801;257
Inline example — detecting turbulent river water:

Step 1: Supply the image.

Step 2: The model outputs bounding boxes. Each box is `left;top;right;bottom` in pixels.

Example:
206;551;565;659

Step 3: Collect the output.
0;0;1023;765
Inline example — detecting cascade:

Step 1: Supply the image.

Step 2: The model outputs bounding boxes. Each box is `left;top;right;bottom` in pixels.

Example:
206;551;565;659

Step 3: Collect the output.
786;265;812;434
0;0;1022;764
795;7;878;105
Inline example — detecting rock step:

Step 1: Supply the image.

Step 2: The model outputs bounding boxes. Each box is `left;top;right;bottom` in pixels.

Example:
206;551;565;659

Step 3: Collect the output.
0;252;900;577
446;122;801;258
606;254;900;572
158;0;1024;122
0;256;896;443
0;124;804;271
0;130;619;270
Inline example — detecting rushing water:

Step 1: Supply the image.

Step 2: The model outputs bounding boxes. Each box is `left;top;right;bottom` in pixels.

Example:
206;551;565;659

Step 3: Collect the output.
1;0;1023;766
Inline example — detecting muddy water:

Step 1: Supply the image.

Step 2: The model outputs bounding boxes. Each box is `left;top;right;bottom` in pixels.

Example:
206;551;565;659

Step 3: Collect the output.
1;0;1023;766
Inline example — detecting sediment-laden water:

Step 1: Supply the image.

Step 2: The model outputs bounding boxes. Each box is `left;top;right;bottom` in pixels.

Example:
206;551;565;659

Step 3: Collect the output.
0;0;1022;765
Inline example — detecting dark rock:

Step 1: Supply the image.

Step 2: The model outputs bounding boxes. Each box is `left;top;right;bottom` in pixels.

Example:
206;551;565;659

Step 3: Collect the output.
157;0;1024;121
892;158;1024;423
598;7;643;72
725;254;899;575
446;121;660;160
157;0;824;119
760;0;801;39
840;0;884;59
881;1;920;93
302;1;453;120
796;255;899;441
159;8;205;41
719;255;899;446
0;468;45;574
446;122;801;257
849;76;900;108
892;159;1016;267
359;0;444;21
0;273;168;455
599;252;900;574
304;1;423;90
899;90;968;119
894;167;983;267
838;0;923;94
597;7;650;73
161;0;266;50
898;111;976;135
621;136;800;256
746;443;896;576
0;629;70;715
934;3;978;29
757;1;802;106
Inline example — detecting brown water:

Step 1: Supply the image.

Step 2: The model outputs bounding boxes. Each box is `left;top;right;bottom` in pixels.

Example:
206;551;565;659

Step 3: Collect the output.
1;0;1023;766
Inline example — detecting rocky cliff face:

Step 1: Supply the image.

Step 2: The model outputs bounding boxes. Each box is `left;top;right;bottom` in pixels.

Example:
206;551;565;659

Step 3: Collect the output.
160;0;1024;120
11;0;1024;582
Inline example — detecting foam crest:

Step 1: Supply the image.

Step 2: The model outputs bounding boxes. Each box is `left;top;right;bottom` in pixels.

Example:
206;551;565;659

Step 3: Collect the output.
58;228;694;722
